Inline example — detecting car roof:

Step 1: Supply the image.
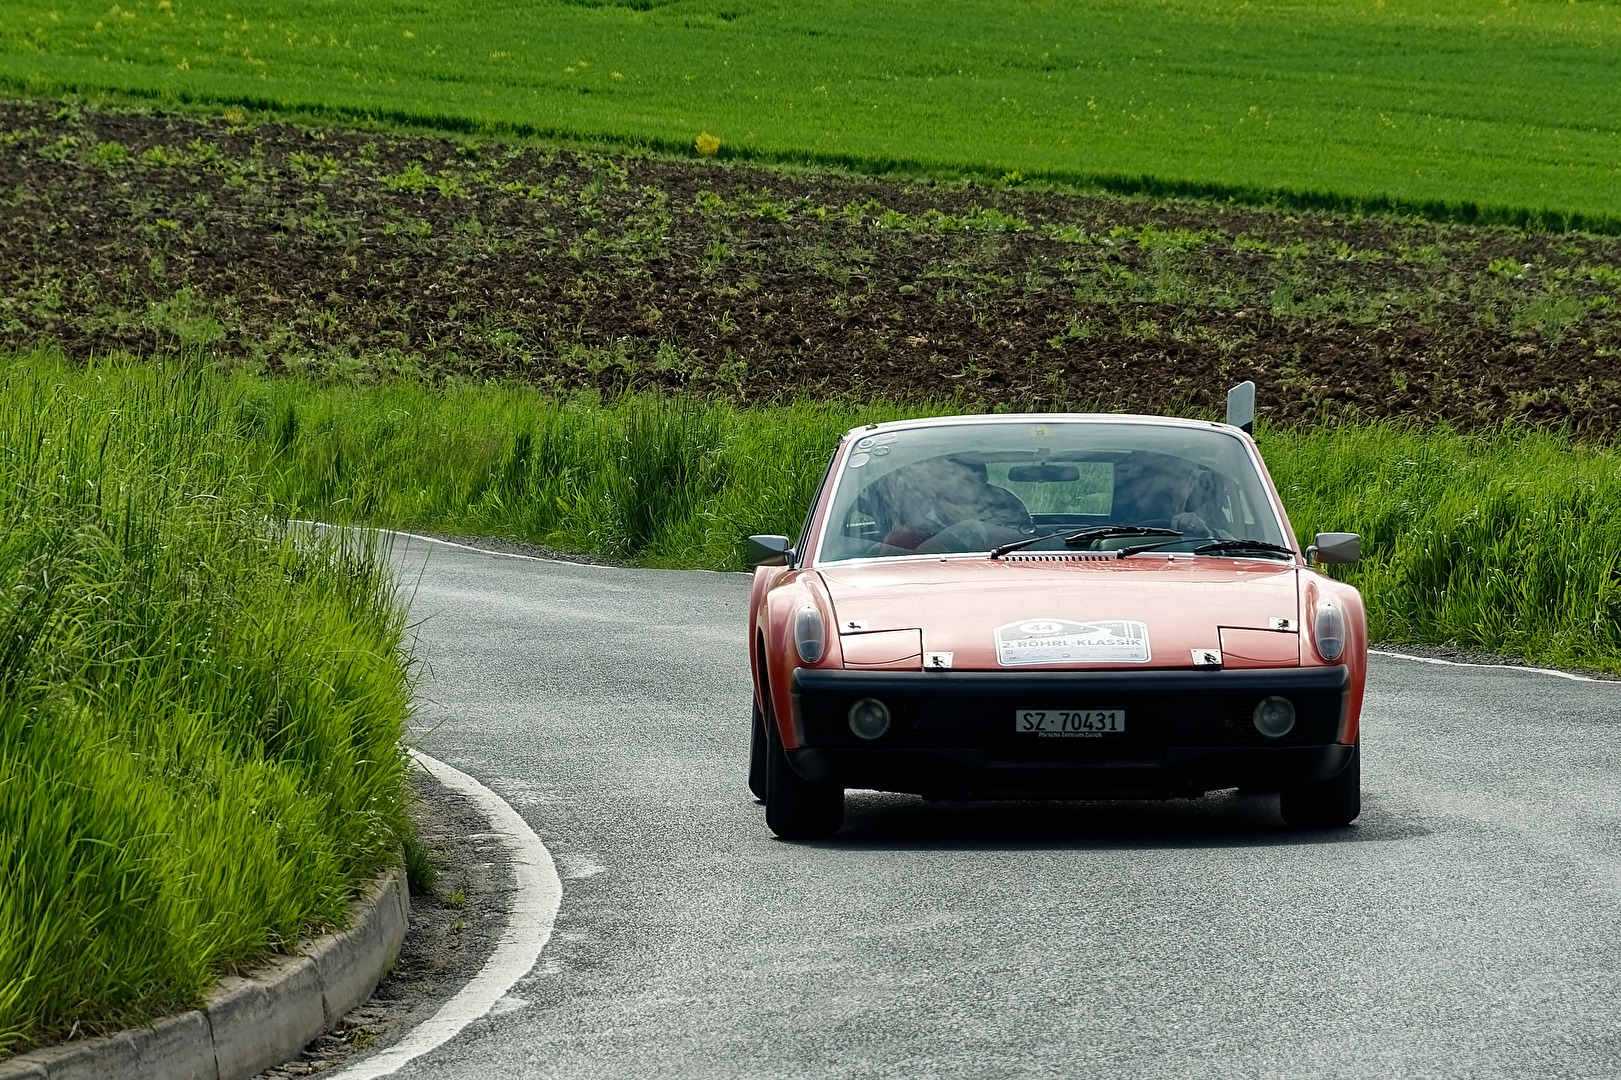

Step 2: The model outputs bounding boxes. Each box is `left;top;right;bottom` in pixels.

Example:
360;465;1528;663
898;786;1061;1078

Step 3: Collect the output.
843;413;1244;440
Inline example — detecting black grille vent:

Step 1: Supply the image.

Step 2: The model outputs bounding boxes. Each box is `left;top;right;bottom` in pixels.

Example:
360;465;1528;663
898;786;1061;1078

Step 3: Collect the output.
1004;552;1114;562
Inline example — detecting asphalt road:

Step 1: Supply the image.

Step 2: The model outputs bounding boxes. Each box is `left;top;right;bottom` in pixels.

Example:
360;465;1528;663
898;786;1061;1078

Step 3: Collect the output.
389;535;1621;1080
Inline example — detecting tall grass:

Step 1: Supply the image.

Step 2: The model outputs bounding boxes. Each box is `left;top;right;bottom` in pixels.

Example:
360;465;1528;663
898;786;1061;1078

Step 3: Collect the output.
0;358;412;1053
1268;425;1621;668
238;377;920;567
223;371;1621;672
2;0;1620;227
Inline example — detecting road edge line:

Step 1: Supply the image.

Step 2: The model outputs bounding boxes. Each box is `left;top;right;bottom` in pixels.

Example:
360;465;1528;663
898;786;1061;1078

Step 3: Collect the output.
1369;648;1606;683
327;750;563;1079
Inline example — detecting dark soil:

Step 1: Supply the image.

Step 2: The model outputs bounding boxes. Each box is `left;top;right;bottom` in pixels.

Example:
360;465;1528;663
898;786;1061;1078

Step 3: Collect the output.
254;767;511;1078
4;98;1621;429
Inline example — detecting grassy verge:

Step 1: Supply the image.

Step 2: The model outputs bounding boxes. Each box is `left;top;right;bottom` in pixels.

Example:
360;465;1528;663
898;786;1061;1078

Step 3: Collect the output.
2;0;1619;227
209;362;1621;673
0;357;412;1054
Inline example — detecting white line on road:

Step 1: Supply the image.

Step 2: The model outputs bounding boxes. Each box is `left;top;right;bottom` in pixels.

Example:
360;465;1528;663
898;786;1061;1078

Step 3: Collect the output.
385;527;744;573
1371;648;1608;683
329;750;563;1079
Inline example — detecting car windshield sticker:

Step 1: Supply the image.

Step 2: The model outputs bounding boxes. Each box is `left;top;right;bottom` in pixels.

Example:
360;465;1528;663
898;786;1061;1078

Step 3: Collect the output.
994;619;1151;665
848;452;870;468
854;432;899;450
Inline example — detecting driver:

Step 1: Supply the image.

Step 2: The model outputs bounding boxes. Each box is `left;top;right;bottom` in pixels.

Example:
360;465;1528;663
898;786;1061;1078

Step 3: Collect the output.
877;457;1027;551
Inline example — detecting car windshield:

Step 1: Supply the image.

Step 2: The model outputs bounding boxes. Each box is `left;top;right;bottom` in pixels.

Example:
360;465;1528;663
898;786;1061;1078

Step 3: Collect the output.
816;420;1290;563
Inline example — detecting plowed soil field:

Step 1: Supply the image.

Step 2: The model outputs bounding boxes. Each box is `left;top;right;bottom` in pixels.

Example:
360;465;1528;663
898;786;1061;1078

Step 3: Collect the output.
4;100;1621;430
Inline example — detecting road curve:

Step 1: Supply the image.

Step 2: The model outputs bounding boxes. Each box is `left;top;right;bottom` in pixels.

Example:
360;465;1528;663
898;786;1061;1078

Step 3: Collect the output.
386;534;1621;1080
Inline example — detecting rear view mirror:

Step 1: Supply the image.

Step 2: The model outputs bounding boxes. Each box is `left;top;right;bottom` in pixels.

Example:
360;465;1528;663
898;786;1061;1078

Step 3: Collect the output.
1006;464;1081;483
745;534;794;567
1307;532;1360;565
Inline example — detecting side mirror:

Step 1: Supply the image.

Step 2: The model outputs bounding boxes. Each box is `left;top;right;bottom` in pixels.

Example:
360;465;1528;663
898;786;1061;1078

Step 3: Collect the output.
745;534;794;567
1225;381;1256;434
1306;532;1360;565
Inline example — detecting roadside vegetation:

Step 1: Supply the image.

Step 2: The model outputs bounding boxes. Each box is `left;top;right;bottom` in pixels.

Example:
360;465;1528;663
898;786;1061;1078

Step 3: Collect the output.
1;0;1618;227
246;376;1621;674
10;356;1617;674
0;358;412;1054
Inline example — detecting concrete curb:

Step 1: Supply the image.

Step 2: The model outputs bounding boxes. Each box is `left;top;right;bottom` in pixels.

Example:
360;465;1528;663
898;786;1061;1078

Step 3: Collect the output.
0;864;409;1080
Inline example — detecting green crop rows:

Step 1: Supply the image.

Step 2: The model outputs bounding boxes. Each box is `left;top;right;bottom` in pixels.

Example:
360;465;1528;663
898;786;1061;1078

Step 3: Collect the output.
2;0;1619;227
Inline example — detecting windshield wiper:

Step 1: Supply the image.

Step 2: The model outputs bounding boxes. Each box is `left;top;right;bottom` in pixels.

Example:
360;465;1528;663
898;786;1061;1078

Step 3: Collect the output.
989;525;1182;560
1114;537;1296;560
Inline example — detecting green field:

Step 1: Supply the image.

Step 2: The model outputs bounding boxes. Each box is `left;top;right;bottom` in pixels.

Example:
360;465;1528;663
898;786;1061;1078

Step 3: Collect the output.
2;0;1619;226
0;357;412;1053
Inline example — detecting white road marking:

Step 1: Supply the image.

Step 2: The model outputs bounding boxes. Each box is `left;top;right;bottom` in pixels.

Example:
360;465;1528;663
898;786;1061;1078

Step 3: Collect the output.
383;527;744;573
1370;648;1608;683
329;750;563;1079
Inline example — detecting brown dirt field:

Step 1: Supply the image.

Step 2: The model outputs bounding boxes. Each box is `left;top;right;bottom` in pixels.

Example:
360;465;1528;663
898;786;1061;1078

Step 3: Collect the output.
3;98;1620;429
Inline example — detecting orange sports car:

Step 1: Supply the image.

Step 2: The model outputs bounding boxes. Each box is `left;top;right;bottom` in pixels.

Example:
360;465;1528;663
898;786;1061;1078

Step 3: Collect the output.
746;387;1365;839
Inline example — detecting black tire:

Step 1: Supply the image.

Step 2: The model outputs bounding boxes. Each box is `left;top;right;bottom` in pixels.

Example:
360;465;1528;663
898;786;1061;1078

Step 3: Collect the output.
764;719;844;840
1280;742;1361;828
748;705;767;802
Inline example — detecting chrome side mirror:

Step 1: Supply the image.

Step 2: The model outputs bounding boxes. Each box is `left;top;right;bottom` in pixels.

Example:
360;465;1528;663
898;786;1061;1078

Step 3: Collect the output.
1307;532;1361;565
745;534;794;567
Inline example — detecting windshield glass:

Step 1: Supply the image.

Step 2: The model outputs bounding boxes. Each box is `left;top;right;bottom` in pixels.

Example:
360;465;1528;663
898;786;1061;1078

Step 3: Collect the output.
816;420;1289;562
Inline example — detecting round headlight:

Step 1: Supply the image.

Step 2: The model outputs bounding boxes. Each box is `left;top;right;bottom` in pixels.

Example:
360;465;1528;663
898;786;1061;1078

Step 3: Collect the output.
794;605;826;664
1314;601;1346;661
848;698;891;740
1253;696;1296;738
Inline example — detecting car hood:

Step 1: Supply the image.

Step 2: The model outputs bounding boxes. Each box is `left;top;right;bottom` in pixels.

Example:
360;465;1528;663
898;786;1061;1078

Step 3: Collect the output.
819;556;1301;670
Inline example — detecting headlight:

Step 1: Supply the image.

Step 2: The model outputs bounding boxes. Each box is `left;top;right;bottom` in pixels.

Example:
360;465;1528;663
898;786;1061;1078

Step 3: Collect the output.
848;698;891;740
1253;696;1296;738
1314;600;1345;661
794;605;826;664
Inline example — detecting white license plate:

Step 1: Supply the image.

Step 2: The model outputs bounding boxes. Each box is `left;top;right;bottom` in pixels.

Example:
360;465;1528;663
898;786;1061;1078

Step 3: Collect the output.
1014;709;1126;737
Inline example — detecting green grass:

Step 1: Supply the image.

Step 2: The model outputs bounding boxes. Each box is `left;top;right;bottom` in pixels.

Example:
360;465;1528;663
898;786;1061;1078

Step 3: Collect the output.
2;0;1620;227
204;364;1621;672
0;356;412;1053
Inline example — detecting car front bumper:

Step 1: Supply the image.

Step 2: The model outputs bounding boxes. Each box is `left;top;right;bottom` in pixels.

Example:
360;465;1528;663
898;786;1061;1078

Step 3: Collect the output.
789;665;1353;799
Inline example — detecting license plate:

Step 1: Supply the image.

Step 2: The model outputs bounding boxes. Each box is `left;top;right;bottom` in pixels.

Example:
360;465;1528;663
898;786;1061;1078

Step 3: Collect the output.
1014;709;1126;737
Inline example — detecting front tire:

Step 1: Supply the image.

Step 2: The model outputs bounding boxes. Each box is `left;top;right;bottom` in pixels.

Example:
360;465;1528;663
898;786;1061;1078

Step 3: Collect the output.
1280;742;1361;828
764;719;844;840
748;705;767;802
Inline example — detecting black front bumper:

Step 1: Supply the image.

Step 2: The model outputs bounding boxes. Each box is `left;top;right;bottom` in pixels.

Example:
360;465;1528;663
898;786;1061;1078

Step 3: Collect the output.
789;666;1352;799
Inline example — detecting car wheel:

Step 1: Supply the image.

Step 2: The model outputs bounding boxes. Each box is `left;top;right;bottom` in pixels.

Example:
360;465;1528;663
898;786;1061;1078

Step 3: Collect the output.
764;719;844;840
1280;742;1361;828
748;705;767;803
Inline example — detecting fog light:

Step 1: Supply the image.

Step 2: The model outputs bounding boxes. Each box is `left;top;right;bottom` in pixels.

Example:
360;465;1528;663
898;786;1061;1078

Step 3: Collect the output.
848;698;891;740
1253;696;1296;738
